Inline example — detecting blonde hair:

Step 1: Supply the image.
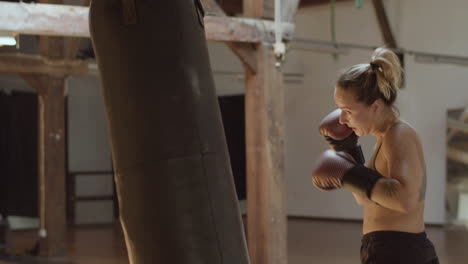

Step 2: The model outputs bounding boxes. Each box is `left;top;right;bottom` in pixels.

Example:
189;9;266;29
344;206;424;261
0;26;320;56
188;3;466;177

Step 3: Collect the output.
337;47;404;106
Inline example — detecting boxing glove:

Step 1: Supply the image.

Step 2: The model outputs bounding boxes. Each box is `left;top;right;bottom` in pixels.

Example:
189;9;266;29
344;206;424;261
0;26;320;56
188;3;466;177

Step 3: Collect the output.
319;109;365;165
311;150;382;199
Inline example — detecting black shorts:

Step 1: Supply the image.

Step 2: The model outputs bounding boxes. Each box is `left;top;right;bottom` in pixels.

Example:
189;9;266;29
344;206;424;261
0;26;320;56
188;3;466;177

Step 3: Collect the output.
360;231;439;264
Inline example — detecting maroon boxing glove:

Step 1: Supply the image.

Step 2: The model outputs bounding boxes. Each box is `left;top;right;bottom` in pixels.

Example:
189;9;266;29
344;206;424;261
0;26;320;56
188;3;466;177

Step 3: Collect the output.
319;109;365;165
311;150;382;199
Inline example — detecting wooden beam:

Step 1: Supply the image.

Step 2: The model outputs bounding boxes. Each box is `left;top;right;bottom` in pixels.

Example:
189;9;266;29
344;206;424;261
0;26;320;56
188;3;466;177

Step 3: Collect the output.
205;16;294;42
448;108;468;142
245;43;287;264
0;2;89;37
33;76;67;257
448;116;468;135
243;7;288;264
200;0;227;15
0;53;89;76
203;0;257;72
448;146;468;166
243;0;274;19
65;0;91;59
372;0;397;48
244;2;286;264
226;42;257;73
0;2;294;43
31;2;68;255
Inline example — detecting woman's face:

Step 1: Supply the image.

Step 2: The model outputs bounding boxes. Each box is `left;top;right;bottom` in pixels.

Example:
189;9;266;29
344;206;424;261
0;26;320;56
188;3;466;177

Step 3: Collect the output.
333;87;378;136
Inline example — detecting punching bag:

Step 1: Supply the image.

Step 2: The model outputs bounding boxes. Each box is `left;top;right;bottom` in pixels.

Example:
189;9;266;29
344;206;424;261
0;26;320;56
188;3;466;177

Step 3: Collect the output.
89;1;250;263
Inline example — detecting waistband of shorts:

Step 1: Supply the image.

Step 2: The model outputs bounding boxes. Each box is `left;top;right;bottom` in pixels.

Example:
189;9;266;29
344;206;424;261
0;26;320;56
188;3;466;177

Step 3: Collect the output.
362;230;427;243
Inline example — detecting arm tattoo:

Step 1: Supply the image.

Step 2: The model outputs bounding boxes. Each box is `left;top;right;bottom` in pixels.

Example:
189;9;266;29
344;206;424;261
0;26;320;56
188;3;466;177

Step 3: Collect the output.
418;167;427;201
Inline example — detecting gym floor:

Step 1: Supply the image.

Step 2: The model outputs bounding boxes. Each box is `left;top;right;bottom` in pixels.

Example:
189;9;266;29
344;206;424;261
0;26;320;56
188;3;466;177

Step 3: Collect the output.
2;218;467;264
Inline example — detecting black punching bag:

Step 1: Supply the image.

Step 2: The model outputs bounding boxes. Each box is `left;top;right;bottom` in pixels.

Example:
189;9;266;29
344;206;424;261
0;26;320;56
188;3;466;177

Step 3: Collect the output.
89;1;250;263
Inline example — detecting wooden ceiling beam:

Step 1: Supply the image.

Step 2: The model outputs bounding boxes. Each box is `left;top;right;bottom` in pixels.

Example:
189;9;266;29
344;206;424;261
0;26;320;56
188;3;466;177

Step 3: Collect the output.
201;0;258;73
217;0;353;15
372;0;397;48
200;0;227;15
0;2;294;43
65;0;91;59
0;53;90;76
205;16;294;42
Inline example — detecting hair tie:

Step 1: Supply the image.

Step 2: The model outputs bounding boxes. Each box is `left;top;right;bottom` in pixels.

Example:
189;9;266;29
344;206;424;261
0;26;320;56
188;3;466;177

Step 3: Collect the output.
370;62;382;72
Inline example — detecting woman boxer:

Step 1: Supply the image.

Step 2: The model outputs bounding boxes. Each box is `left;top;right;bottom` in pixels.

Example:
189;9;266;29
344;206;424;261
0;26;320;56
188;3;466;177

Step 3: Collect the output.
312;47;439;264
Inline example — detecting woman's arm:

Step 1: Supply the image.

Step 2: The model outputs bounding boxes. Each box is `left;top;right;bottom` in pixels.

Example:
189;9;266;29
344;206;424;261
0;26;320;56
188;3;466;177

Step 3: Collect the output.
369;130;425;213
352;192;369;205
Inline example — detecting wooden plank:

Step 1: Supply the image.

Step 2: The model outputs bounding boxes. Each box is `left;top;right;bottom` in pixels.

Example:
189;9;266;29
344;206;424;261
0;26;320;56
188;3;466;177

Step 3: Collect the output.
0;53;89;76
448;146;468;166
448;116;468;135
372;0;397;48
0;2;294;43
0;2;90;37
244;45;287;264
65;0;91;59
204;16;294;42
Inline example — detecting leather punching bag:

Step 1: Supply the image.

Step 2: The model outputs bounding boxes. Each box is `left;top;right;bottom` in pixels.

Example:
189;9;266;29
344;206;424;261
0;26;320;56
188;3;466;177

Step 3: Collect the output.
89;1;250;263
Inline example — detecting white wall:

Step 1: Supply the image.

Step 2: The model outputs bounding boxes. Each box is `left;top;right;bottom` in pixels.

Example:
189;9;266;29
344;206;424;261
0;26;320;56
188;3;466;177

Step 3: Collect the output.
285;0;381;220
67;76;112;173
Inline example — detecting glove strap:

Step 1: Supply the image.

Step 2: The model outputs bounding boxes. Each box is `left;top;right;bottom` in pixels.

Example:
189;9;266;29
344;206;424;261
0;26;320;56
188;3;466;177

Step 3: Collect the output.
342;164;382;199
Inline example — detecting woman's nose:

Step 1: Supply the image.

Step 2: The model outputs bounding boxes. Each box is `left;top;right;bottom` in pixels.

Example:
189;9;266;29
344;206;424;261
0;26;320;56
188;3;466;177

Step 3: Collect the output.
339;113;347;125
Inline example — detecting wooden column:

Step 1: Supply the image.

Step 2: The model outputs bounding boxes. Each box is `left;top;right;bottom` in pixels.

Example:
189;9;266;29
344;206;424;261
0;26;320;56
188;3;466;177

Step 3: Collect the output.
22;73;67;257
240;11;287;261
19;1;68;257
245;42;286;264
36;77;67;257
372;0;397;48
243;1;287;263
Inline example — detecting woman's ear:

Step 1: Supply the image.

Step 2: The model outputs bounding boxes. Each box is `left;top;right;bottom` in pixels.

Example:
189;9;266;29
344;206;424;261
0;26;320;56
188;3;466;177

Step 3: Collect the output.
370;99;383;113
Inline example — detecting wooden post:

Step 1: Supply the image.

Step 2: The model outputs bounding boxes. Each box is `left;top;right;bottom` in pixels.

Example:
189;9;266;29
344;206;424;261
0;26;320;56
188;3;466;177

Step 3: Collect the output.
22;73;67;257
245;43;287;264
372;0;397;48
243;0;287;262
16;1;68;256
36;77;67;257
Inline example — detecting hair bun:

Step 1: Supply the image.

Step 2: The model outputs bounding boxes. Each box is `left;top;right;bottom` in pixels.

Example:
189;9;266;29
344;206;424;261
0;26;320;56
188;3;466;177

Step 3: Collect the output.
370;48;403;102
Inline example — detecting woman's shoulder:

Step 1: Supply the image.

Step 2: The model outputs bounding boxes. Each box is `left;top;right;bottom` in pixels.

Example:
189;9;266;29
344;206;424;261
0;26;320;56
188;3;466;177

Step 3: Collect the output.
383;119;421;150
